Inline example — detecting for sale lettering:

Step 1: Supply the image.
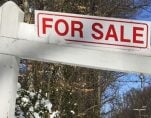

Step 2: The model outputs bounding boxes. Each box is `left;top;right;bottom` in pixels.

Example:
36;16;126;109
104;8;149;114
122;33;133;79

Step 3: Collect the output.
36;12;149;49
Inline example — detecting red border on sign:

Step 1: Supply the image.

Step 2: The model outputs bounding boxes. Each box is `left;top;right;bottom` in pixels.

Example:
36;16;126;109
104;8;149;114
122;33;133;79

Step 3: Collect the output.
37;13;149;49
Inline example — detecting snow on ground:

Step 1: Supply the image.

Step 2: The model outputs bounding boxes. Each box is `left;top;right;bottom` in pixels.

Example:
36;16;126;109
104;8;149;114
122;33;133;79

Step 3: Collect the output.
16;82;60;118
50;111;60;118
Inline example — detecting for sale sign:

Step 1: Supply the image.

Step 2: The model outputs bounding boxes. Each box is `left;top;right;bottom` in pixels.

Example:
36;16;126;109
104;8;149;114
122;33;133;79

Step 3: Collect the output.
35;11;150;49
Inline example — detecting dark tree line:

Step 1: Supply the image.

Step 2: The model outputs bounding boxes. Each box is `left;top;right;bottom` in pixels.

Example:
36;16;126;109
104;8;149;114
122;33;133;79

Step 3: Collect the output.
112;85;151;118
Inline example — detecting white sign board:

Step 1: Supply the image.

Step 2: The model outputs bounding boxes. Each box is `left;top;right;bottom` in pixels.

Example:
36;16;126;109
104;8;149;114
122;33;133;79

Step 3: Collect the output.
36;11;150;49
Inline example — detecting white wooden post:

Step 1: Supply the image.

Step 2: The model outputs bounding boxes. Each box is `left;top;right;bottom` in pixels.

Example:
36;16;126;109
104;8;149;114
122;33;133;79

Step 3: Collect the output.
0;2;24;118
0;55;19;118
